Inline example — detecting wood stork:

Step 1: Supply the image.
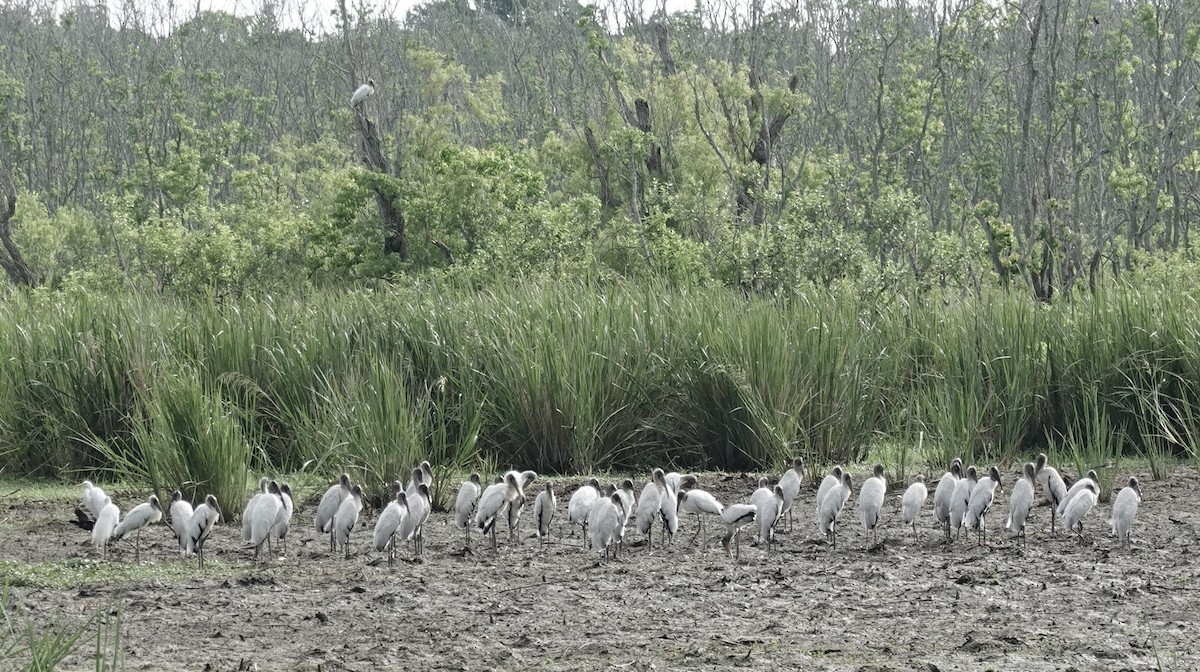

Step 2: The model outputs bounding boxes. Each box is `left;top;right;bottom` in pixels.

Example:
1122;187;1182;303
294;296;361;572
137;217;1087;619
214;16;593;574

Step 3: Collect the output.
1006;462;1036;547
373;487;408;567
406;483;432;557
588;491;624;561
750;480;784;552
1057;469;1099;517
238;477;270;540
932;460;963;541
635;473;664;550
749;477;772;533
81;480;109;520
613;479;635;550
333;484;364;559
663;472;697;494
817;472;853;549
533;482;556;545
405;467;426;501
112;494;162;562
567;477;601;544
92;496;120;558
949;466;978;541
315;473;352;550
247;481;283;562
901;475;927;541
241;477;271;542
677;488;723;546
186;494;221;569
1035;453;1068;534
273;482;294;555
858;464;887;546
505;484;528;545
477;473;523;551
169;490;194;556
965;466;1002;545
778;457;804;532
454;473;483;546
350;78;375;107
1109;476;1142;548
1062;481;1098;543
815;466;844;518
720;503;757;559
655;469;682;545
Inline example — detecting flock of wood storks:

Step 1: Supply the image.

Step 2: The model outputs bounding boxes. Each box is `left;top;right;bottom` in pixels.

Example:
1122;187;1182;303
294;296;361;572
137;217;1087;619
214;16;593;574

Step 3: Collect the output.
76;451;1143;566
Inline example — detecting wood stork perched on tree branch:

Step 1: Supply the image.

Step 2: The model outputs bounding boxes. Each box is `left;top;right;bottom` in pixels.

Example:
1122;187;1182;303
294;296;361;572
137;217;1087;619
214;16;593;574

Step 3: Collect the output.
350;78;375;108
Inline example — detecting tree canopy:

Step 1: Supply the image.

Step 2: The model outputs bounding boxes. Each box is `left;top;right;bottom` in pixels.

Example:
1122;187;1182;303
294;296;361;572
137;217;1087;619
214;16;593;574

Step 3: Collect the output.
2;0;1199;298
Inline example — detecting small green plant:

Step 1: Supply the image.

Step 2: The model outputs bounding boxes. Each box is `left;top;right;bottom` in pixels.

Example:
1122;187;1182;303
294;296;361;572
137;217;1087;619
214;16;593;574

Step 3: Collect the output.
1062;384;1121;502
1;582;124;672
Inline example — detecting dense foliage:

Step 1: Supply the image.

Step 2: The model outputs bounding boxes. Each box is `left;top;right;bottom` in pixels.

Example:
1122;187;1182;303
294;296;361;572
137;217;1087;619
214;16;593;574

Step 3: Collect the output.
2;0;1200;295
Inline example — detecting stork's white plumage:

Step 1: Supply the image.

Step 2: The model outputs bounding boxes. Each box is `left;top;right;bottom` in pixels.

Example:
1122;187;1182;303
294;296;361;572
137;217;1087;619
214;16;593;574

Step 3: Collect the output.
677;488;723;546
1109;476;1142;548
655;469;680;545
113;494;162;561
81;480;108;520
406;483;432;557
315;473;352;546
185;494;221;569
720;503;757;559
1062;481;1098;543
332;484;364;559
533;482;555;544
635;474;663;550
454;473;482;546
932;460;962;541
588;491;624;561
1057;469;1099;517
567;477;601;544
750;481;784;551
949;466;978;540
241;477;270;542
1006;462;1036;547
901;476;928;541
663;472;697;493
273;483;294;555
91;496;120;558
477;473;523;551
815;466;844;518
817;472;853;548
169;490;194;556
777;457;804;532
964;466;1002;545
613;479;635;549
405;467;426;501
858;464;887;546
248;481;283;562
1035;453;1068;534
374;489;408;566
350;78;375;107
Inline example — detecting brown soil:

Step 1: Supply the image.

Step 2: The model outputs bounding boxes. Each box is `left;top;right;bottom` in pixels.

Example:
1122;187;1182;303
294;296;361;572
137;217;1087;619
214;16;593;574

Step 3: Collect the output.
3;467;1197;671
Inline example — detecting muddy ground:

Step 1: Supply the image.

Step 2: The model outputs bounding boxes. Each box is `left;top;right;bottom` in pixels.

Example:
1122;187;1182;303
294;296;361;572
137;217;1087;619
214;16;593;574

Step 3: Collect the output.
2;465;1197;671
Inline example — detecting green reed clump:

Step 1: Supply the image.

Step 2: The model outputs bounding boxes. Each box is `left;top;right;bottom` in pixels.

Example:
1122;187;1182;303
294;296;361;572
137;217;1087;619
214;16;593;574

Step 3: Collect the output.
92;367;252;519
3;277;1200;487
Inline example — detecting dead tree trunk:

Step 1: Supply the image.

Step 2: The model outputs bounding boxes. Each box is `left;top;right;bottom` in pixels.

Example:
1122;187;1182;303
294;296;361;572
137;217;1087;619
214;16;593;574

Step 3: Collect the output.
0;169;39;287
338;0;407;259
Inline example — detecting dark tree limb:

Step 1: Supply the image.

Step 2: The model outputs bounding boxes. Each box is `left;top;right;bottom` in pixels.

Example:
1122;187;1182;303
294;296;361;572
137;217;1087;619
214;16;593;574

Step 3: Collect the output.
0;169;38;288
584;126;619;210
653;23;677;77
353;109;407;259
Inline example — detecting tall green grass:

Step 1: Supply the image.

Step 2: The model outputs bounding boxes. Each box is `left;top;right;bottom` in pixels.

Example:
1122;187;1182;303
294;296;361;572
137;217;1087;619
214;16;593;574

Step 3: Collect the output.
2;279;1199;491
